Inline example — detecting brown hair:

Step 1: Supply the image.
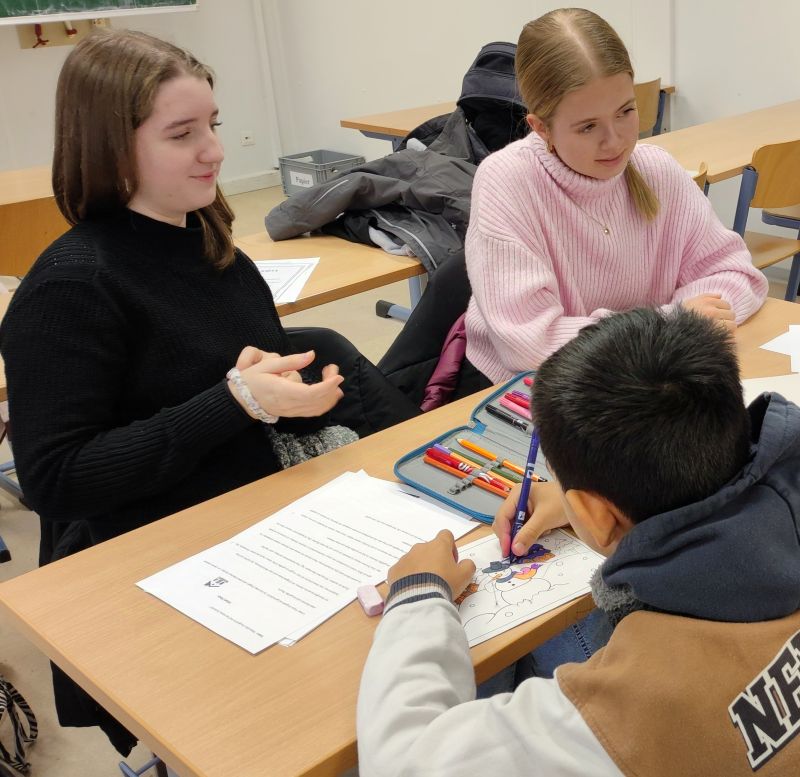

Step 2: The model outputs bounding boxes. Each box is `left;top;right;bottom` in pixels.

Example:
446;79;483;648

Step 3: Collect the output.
53;29;235;268
516;8;659;220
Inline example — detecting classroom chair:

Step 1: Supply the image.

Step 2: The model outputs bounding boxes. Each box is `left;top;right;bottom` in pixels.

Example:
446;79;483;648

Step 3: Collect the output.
634;78;662;137
761;202;800;283
0;403;22;503
732;139;800;302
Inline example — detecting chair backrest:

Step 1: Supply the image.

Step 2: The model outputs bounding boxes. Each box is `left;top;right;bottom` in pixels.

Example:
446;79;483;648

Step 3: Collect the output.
634;78;661;136
733;139;800;235
750;140;800;209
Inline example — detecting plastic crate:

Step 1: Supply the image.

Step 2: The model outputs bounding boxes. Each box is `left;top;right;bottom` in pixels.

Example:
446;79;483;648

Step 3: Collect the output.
278;149;365;196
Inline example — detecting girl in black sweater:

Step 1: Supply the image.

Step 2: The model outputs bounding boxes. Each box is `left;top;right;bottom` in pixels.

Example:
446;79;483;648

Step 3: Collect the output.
0;32;422;750
1;27;421;752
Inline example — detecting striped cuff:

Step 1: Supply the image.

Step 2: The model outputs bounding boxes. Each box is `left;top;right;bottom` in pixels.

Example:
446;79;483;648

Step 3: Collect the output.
384;573;452;614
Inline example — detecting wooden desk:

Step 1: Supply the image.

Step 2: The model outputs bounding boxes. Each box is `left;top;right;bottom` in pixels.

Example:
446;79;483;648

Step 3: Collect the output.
0;167;423;314
341;86;676;142
234;231;424;317
643;98;800;184
0;297;795;776
0;166;69;277
340;101;456;139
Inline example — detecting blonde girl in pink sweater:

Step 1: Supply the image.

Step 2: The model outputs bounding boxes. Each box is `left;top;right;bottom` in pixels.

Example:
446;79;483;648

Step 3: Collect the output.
465;8;767;383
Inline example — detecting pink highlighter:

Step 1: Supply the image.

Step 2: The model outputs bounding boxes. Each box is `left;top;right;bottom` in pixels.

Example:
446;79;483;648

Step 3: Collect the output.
500;395;533;420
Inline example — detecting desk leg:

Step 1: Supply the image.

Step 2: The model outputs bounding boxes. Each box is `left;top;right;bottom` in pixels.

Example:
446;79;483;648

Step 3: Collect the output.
0;461;21;501
654;90;667;135
119;756;161;777
359;130;404;151
375;274;426;322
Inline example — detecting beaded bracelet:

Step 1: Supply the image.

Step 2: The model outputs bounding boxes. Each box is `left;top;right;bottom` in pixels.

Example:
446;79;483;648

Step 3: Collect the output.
226;367;278;424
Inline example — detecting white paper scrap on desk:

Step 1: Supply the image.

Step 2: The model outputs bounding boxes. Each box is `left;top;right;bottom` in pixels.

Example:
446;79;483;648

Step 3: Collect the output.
254;258;319;303
454;530;603;647
759;325;800;359
137;471;475;654
742;373;800;406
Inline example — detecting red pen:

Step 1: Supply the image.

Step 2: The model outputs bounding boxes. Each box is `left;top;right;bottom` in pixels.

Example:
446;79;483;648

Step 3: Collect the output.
508;390;531;408
504;392;531;410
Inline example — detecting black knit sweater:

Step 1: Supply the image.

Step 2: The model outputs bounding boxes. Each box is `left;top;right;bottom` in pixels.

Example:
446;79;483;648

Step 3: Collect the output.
0;210;325;549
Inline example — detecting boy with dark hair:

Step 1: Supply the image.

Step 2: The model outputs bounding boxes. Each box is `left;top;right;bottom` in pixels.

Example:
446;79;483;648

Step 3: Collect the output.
357;307;800;776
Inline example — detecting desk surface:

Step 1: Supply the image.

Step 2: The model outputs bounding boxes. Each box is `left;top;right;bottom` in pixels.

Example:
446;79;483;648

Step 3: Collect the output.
234;231;424;317
339;86;675;138
340;92;795;188
643;98;800;183
0;296;797;777
0;165;53;207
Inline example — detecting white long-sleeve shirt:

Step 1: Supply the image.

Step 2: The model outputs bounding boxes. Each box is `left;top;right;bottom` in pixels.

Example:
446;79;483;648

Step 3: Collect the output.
357;576;621;777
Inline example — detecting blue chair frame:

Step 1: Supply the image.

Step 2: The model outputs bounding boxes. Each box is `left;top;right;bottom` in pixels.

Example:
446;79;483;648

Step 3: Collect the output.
733;164;800;301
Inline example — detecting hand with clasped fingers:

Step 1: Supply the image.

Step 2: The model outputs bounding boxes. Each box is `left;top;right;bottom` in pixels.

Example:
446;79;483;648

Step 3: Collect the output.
682;293;736;332
229;346;344;419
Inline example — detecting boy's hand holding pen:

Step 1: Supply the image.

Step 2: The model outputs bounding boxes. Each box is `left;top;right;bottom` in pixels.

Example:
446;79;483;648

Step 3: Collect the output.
494;479;569;558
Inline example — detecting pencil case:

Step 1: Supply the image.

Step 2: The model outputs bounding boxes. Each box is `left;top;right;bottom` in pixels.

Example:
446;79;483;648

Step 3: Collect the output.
394;372;550;524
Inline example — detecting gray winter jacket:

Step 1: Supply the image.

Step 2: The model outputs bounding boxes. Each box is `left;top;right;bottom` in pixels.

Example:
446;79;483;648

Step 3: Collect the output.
265;109;480;274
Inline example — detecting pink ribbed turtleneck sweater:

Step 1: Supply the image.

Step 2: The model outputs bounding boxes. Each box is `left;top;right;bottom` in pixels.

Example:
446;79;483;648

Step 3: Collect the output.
464;133;768;382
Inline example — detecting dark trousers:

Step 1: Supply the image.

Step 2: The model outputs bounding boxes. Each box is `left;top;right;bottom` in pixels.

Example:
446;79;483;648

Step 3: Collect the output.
285;327;422;438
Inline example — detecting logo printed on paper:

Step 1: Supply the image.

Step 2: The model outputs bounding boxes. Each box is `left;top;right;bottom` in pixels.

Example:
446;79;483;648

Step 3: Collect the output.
204;576;229;588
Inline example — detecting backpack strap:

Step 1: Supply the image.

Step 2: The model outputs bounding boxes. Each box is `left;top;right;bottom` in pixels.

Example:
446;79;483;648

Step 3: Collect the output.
0;677;38;774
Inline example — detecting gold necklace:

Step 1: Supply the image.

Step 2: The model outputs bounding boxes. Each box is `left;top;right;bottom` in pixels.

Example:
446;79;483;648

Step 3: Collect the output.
573;201;611;235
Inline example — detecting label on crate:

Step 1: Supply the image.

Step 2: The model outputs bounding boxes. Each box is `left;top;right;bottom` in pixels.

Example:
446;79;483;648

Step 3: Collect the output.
289;170;314;188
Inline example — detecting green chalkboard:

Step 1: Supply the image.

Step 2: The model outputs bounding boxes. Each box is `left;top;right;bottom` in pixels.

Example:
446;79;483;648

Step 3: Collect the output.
0;1;196;22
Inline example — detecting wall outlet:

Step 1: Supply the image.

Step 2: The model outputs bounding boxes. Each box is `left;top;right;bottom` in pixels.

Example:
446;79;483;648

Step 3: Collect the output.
240;132;255;147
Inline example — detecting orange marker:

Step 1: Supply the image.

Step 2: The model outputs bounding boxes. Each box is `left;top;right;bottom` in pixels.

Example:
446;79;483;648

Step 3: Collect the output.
455;438;547;482
456;437;498;461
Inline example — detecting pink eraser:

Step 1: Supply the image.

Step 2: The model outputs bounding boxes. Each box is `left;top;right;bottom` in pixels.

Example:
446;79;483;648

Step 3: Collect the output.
357;585;385;616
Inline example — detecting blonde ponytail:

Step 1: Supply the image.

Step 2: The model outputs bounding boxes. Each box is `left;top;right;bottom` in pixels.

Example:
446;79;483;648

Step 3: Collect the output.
625;162;659;221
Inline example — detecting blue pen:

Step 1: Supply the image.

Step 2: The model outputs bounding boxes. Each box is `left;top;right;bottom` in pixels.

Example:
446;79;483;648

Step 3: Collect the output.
508;428;540;563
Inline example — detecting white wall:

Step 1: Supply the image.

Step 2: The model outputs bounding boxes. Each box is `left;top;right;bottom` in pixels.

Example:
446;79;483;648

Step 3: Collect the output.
0;0;281;191
1;0;798;242
673;0;800;242
263;0;672;163
0;0;671;181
